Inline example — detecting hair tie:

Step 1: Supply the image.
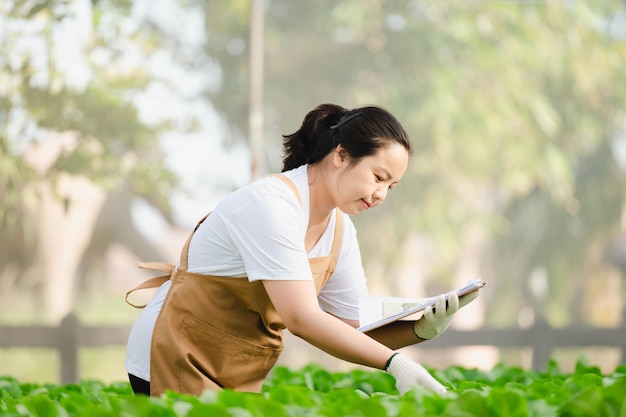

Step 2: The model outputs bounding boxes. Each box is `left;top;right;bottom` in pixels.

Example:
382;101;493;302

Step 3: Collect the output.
330;111;362;129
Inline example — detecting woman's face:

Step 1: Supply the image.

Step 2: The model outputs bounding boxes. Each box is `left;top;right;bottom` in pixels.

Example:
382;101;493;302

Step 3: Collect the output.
334;142;409;215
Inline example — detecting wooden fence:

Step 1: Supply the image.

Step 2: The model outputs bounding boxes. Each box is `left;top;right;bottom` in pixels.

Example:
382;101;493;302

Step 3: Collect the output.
421;312;626;370
1;312;625;384
0;314;129;385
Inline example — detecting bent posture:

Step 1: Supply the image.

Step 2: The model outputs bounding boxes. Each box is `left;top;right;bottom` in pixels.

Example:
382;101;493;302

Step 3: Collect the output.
125;103;478;397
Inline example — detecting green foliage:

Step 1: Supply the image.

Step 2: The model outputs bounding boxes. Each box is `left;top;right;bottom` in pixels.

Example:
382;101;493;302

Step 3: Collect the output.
2;0;626;332
194;1;626;323
0;0;178;244
1;360;625;417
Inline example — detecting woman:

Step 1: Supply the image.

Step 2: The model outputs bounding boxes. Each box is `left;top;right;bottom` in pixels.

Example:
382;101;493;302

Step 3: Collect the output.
125;103;477;397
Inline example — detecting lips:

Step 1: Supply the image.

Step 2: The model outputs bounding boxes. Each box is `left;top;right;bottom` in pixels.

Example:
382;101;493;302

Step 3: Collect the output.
361;199;372;209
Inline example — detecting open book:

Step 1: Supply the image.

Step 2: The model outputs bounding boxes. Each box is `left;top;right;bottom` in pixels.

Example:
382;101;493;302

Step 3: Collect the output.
358;279;487;333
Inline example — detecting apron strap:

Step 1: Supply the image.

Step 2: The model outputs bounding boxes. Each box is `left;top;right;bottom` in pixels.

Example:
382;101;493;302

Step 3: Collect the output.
125;262;175;308
180;175;300;272
330;208;343;259
273;173;342;261
273;173;343;264
138;261;176;273
126;174;311;308
271;174;302;205
177;212;211;272
125;212;209;308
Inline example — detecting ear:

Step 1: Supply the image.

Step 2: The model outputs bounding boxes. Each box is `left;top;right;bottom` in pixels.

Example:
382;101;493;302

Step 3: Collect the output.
333;145;348;167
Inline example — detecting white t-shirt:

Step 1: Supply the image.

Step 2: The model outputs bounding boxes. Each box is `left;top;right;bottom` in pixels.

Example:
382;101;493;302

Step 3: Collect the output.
125;165;368;380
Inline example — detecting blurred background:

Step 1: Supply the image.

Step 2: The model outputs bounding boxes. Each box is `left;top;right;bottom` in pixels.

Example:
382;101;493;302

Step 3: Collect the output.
1;0;626;384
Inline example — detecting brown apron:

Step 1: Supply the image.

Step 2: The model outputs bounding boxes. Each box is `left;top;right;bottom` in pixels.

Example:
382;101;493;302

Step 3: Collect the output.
126;175;343;396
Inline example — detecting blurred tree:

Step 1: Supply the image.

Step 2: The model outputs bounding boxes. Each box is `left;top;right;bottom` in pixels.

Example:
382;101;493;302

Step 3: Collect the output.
0;0;179;320
4;0;623;328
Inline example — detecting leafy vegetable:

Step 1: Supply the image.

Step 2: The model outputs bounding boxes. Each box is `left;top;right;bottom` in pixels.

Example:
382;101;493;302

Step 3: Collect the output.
1;359;624;417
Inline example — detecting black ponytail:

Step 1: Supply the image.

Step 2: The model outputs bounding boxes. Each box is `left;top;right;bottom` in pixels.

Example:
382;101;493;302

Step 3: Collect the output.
281;103;411;172
282;104;346;171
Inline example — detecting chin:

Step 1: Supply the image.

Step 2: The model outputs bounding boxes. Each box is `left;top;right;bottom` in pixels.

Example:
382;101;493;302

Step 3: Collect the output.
339;204;361;216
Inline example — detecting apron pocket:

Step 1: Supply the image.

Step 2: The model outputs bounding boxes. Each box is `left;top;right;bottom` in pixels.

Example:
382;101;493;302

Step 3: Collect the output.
179;314;283;389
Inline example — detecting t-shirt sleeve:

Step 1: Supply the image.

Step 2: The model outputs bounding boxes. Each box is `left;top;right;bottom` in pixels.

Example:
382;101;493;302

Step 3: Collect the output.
226;192;313;282
317;214;368;321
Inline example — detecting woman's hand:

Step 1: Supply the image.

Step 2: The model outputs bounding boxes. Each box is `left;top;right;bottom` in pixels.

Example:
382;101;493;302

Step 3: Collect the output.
385;353;446;394
413;290;479;340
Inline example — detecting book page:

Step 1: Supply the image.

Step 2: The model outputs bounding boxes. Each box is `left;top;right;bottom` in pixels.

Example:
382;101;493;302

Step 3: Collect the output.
359;295;433;329
357;279;487;333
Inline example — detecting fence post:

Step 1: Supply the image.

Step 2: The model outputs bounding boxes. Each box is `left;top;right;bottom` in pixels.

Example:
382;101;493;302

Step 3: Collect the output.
622;309;626;364
531;312;552;371
58;313;80;385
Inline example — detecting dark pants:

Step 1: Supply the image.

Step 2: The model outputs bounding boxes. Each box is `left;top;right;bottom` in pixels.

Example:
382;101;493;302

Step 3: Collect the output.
128;374;151;395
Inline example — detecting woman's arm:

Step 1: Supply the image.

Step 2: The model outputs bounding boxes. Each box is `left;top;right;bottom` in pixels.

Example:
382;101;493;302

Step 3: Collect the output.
331;313;426;351
364;321;426;350
264;278;448;394
263;279;392;369
309;292;480;351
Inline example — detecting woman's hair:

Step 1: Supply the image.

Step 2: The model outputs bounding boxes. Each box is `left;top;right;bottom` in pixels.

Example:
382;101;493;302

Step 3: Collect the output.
281;103;412;172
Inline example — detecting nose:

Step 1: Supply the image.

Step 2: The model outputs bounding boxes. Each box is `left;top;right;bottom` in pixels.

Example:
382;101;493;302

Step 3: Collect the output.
373;186;388;204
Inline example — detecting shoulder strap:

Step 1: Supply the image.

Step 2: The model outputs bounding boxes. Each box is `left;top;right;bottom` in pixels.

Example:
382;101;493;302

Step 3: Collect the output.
177;212;210;272
271;173;302;206
273;173;343;258
181;174;300;270
124;212;210;309
126;174;322;309
330;208;343;258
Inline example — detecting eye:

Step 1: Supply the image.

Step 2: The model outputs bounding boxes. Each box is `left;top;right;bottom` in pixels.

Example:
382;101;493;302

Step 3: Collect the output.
374;174;384;182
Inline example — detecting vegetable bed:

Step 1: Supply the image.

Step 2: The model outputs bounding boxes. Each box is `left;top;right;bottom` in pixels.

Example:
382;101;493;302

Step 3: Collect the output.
1;359;625;417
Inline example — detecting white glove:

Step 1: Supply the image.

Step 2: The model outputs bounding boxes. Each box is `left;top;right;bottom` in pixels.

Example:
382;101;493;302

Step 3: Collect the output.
413;290;479;340
385;353;447;395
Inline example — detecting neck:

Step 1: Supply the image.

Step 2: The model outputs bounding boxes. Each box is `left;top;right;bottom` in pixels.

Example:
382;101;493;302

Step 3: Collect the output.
307;164;335;226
